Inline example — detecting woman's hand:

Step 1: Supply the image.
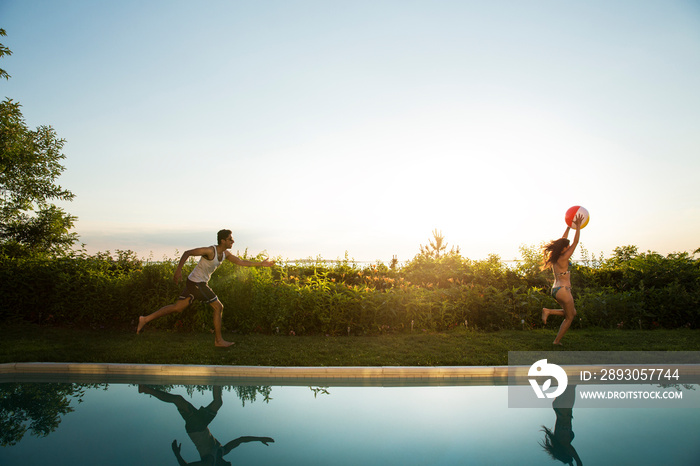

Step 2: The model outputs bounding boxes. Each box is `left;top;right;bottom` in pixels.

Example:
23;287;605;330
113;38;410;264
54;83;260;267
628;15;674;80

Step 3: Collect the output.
573;214;584;229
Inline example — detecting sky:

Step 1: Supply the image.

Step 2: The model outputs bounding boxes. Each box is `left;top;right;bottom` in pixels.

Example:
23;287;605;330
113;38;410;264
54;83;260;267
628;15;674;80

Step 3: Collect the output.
2;0;699;263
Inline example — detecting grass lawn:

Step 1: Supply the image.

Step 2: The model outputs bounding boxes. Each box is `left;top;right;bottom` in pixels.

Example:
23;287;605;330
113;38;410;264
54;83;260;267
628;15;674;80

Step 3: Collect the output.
2;323;699;367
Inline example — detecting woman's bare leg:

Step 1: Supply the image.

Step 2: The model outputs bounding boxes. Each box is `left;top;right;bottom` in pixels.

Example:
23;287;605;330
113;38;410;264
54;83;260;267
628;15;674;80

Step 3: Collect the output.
553;290;577;345
542;308;564;324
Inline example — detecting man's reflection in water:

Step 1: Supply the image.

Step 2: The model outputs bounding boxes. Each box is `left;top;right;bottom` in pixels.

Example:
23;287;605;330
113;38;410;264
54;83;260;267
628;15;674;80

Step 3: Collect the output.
138;385;274;466
540;384;582;466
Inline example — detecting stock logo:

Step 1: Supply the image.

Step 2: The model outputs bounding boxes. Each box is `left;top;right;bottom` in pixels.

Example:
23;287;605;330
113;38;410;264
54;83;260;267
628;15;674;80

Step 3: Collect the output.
528;359;568;399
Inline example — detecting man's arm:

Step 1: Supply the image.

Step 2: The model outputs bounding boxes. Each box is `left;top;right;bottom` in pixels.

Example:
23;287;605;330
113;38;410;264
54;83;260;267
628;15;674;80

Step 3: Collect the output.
171;440;189;466
222;436;275;455
173;246;214;282
225;252;275;268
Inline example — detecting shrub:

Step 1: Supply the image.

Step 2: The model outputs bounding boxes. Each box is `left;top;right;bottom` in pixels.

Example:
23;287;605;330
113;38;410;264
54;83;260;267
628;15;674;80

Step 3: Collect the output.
2;245;698;333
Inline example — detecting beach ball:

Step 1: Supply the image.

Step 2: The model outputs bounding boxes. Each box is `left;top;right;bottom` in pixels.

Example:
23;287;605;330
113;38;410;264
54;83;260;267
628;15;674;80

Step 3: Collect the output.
565;206;590;229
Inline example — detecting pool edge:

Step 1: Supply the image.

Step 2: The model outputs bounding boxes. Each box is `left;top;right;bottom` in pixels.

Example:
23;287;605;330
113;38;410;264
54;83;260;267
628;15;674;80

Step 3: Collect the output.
4;362;700;387
0;362;509;379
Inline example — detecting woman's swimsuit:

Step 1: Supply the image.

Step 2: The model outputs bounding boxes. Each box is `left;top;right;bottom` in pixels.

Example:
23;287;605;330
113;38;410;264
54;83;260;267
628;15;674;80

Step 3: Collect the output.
551;268;571;299
551;286;571;299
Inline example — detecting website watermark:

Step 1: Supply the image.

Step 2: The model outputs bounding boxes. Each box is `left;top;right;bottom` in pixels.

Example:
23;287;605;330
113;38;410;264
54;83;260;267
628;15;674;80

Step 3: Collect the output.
508;351;700;408
578;389;683;401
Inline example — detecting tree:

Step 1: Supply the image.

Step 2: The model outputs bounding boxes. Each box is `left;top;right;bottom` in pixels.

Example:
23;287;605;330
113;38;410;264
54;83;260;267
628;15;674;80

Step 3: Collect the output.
0;31;78;257
0;100;78;256
404;230;463;288
0;382;91;447
418;229;459;259
2;205;78;256
0;29;11;80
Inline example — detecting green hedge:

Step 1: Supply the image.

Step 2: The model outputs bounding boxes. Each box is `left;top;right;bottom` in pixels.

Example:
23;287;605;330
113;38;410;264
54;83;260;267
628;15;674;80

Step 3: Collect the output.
1;246;698;334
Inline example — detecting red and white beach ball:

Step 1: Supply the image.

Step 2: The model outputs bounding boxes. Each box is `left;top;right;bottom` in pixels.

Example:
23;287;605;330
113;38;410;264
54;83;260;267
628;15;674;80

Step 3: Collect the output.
565;206;590;229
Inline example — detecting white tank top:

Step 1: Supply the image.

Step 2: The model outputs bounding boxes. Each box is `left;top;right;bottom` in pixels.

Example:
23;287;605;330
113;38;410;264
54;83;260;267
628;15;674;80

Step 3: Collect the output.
188;246;224;283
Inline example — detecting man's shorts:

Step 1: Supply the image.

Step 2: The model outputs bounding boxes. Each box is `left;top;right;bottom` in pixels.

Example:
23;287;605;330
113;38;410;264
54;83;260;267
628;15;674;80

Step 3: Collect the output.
184;406;218;433
179;279;219;304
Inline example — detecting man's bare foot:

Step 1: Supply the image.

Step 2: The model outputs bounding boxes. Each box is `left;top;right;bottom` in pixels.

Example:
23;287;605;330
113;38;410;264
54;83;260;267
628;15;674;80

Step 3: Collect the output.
137;316;147;334
553;341;563;346
215;339;234;348
541;308;549;324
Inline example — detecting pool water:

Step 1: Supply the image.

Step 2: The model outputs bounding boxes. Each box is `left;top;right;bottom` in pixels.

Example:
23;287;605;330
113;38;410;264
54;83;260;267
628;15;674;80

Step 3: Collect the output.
1;380;699;465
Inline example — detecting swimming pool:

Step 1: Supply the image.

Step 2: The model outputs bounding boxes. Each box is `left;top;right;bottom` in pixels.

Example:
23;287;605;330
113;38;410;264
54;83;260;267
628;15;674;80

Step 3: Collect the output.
1;367;699;465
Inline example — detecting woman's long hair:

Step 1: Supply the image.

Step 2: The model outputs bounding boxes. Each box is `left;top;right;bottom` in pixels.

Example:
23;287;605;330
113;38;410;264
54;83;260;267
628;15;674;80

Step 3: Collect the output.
540;427;575;465
541;238;570;270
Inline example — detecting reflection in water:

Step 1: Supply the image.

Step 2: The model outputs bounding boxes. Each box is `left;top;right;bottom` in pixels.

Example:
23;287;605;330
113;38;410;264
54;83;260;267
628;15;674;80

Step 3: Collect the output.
0;382;100;447
138;385;274;466
1;381;699;464
540;385;582;466
309;386;330;398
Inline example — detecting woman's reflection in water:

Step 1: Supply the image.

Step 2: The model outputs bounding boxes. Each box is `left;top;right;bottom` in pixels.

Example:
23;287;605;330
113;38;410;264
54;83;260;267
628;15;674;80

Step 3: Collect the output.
138;385;274;466
540;384;583;466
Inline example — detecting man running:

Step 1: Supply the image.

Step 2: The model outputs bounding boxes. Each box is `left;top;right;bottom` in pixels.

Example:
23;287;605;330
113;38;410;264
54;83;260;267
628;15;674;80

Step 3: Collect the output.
137;229;274;347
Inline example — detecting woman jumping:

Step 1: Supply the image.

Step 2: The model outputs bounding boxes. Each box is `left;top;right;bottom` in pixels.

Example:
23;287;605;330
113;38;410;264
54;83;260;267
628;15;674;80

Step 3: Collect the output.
541;214;584;345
